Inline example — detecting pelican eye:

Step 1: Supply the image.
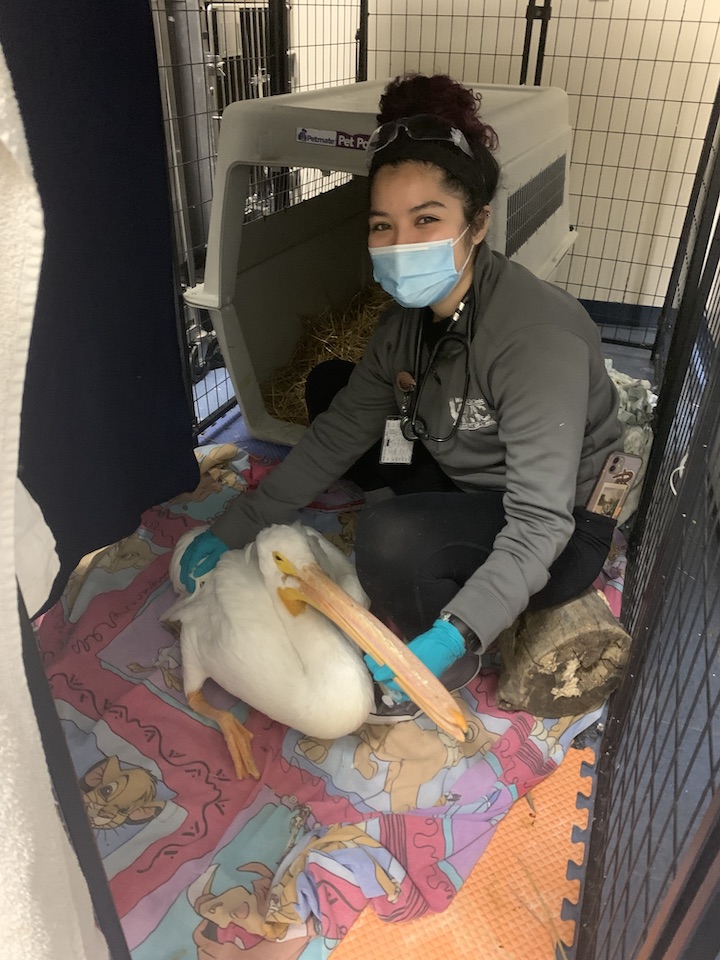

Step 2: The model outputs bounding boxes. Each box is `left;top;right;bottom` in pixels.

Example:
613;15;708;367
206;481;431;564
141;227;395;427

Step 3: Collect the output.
272;550;299;577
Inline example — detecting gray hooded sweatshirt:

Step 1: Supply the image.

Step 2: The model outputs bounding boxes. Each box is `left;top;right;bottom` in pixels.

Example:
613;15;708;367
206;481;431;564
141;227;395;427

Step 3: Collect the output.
212;242;622;650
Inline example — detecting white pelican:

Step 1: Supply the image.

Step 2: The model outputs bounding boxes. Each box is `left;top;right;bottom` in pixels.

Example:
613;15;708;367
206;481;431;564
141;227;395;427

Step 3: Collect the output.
166;522;468;779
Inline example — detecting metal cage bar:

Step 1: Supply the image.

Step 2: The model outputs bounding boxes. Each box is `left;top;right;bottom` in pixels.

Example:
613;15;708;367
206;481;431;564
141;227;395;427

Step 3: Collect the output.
577;89;720;959
637;789;720;960
653;83;720;389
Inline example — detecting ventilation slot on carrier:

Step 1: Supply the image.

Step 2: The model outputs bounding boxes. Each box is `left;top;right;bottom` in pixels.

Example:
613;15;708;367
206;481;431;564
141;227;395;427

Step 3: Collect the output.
505;155;566;259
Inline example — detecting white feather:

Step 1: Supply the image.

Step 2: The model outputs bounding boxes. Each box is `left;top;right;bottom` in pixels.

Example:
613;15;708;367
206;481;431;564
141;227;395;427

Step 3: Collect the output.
165;522;374;738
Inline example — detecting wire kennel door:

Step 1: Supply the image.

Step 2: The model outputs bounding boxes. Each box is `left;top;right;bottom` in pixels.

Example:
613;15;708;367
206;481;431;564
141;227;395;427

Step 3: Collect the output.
206;1;297;222
576;86;720;960
152;0;365;434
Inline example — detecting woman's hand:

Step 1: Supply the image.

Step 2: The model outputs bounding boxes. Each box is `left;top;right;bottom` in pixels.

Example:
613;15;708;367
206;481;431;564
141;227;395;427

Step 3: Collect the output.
179;529;229;593
364;618;466;699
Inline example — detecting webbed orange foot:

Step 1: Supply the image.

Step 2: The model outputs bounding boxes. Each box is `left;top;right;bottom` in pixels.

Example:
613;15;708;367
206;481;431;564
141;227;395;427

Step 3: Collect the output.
187;690;260;780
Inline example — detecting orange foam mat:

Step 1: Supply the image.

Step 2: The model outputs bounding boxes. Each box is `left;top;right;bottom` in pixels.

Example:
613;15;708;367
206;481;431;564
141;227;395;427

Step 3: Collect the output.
333;745;595;960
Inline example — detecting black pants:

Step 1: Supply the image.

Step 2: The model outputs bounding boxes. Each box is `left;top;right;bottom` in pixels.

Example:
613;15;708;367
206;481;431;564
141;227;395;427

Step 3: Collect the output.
306;359;615;639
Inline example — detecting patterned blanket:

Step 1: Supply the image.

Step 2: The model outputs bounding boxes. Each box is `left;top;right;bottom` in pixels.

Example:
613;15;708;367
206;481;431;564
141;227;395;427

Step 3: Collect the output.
35;444;608;960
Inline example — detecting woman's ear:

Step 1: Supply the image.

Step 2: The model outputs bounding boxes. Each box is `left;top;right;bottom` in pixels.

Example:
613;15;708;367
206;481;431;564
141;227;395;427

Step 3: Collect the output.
471;206;492;245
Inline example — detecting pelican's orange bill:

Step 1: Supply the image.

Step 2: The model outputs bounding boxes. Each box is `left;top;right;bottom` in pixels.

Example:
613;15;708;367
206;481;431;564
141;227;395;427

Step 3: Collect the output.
278;562;469;743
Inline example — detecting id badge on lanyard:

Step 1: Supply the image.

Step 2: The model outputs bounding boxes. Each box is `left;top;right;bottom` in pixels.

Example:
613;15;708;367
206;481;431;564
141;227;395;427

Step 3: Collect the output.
380;416;414;464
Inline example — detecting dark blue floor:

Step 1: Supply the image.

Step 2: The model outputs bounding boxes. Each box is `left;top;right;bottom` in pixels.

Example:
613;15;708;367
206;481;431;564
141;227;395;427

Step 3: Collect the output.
196;397;292;461
603;342;654;383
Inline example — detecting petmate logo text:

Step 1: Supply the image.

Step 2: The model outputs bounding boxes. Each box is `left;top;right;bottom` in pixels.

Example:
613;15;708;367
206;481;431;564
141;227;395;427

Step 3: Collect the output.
296;126;337;146
296;127;370;150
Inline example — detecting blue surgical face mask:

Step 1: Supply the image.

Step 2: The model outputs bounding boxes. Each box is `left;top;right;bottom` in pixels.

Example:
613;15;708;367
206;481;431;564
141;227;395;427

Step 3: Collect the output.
369;226;473;308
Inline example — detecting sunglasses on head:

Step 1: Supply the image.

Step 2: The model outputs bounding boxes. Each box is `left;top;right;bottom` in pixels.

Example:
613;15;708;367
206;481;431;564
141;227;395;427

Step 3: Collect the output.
365;114;475;169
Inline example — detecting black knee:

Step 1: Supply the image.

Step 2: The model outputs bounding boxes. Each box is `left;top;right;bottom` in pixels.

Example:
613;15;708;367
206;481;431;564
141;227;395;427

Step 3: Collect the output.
354;496;424;582
304;359;355;422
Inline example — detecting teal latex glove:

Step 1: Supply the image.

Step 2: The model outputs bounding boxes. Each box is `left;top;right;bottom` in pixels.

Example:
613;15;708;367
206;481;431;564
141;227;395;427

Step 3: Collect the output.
364;618;466;699
179;529;229;593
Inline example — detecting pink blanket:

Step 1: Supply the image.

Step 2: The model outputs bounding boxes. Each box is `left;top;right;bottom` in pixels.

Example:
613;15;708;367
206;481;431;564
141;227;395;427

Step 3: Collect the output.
35;445;610;960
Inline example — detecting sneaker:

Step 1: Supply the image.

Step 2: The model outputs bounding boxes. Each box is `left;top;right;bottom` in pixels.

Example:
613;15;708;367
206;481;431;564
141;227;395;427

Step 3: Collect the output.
365;650;481;725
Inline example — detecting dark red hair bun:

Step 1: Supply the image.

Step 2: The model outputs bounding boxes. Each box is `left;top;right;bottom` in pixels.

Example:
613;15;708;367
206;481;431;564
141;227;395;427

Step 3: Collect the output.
377;73;498;154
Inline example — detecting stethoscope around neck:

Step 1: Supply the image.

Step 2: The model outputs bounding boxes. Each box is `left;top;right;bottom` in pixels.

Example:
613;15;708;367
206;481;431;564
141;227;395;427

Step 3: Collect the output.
399;298;471;443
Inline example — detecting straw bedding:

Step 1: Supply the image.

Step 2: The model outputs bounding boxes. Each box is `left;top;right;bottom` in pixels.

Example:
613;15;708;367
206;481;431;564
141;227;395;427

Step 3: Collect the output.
261;284;392;425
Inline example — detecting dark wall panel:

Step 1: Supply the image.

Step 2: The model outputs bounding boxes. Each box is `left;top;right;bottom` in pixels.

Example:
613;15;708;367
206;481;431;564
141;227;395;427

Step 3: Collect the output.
0;1;199;611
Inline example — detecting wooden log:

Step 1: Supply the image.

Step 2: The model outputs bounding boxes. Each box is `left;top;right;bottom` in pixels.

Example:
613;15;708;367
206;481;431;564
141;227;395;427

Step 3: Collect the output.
495;588;632;716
